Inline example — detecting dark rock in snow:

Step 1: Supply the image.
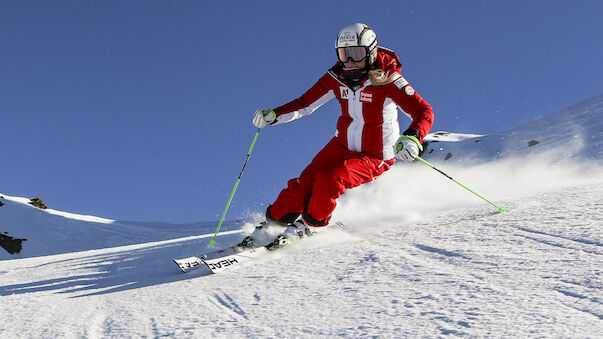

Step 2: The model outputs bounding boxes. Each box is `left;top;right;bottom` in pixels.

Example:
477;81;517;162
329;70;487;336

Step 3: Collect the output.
528;140;540;147
433;131;450;138
445;153;453;160
29;197;48;209
0;233;27;255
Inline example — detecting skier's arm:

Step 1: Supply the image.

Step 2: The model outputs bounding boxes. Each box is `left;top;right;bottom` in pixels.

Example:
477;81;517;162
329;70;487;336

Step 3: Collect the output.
271;73;335;125
388;76;434;142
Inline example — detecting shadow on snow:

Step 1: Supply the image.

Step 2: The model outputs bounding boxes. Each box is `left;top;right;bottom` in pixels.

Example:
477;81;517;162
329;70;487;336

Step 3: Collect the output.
0;234;244;298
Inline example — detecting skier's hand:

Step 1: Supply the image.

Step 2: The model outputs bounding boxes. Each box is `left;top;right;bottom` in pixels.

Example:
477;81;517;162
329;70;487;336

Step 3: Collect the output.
394;135;423;161
252;108;276;129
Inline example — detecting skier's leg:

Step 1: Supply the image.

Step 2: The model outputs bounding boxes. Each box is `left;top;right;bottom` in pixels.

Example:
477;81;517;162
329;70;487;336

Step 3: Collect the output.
304;154;393;226
265;177;308;225
266;139;342;224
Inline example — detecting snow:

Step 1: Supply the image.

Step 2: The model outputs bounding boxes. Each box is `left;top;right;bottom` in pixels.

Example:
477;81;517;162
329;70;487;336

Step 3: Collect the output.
1;94;602;338
422;94;603;164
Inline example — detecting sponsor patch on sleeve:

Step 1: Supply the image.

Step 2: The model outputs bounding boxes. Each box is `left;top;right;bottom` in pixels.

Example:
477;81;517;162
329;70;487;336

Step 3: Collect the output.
405;86;415;96
394;77;409;89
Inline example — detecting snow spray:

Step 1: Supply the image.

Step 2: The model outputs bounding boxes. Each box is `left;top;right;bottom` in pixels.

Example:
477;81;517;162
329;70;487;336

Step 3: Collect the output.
416;156;506;213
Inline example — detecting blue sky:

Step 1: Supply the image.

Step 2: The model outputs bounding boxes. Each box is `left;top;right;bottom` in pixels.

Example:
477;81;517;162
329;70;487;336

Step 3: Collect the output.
2;1;602;223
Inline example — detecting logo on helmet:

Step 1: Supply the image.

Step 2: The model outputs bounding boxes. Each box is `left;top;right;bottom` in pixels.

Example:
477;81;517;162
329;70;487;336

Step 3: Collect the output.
338;32;357;45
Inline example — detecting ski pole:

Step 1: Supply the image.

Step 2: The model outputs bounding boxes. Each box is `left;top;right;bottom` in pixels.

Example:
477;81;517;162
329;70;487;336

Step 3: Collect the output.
209;128;261;246
415;156;506;213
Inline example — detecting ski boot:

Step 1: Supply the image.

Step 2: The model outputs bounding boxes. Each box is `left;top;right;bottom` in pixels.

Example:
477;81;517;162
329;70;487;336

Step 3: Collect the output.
283;219;313;239
236;221;285;248
236;235;256;248
265;234;289;251
265;220;313;251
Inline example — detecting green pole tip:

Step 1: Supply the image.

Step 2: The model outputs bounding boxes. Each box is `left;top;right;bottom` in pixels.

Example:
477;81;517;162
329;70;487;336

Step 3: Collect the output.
209;239;216;246
499;207;507;213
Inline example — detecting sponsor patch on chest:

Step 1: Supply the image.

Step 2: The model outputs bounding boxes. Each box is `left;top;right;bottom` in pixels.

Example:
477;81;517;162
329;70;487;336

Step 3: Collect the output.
360;91;373;103
340;86;349;99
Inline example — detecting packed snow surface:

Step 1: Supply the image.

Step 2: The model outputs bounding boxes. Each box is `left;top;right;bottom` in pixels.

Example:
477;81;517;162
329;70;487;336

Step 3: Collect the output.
1;94;602;337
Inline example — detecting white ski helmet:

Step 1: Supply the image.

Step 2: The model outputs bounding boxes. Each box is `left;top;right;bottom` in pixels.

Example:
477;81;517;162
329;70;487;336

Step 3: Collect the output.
335;23;378;65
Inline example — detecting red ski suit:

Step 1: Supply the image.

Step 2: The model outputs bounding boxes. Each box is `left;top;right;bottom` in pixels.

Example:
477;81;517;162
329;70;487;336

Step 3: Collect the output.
267;47;434;227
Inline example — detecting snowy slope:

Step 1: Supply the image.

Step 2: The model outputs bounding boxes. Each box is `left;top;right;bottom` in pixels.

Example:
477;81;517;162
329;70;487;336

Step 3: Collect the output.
1;94;602;338
0;194;243;260
422;93;603;164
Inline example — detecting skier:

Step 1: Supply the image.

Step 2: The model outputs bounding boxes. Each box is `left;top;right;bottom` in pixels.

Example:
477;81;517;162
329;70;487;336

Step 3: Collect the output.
250;23;434;246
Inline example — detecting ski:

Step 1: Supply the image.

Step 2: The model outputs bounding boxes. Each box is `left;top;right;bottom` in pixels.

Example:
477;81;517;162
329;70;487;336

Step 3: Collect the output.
173;222;344;273
173;244;271;273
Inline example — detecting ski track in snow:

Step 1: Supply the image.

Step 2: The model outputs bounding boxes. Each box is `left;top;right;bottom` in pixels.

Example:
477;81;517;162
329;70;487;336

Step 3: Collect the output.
1;180;602;338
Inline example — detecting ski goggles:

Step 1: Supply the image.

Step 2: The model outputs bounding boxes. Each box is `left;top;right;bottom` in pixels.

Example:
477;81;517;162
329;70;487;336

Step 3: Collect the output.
336;46;368;63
